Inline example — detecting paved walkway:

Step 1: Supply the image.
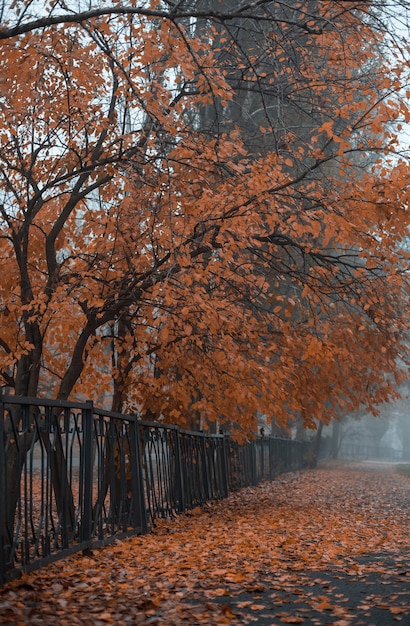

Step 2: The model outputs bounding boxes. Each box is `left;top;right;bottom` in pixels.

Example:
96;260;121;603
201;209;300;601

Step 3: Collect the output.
210;551;410;625
1;461;410;625
202;463;410;625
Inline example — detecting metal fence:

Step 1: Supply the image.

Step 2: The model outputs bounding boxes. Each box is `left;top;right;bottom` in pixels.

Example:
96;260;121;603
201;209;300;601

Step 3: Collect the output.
1;394;311;585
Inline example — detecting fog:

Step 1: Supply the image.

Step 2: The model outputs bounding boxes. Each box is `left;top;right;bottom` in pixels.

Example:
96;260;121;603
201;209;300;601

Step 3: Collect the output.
321;386;410;462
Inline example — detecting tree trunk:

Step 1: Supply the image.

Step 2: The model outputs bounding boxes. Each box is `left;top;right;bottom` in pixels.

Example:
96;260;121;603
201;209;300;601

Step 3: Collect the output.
313;422;324;467
57;317;98;401
331;420;341;459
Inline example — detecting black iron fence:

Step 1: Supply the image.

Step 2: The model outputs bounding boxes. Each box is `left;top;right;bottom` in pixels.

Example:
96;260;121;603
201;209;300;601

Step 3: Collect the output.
1;394;311;585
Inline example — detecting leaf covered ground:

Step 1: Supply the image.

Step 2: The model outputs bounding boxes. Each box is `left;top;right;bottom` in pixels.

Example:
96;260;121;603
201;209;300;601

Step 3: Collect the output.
1;461;410;625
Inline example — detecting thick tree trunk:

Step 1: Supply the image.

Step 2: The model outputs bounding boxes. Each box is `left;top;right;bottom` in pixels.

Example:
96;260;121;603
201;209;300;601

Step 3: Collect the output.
1;405;36;570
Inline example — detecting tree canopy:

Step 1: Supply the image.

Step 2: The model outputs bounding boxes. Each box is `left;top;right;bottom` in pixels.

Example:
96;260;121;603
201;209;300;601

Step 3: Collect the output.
0;0;409;436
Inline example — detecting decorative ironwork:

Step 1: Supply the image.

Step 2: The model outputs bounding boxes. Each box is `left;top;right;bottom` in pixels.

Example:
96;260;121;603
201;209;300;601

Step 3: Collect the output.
1;393;309;585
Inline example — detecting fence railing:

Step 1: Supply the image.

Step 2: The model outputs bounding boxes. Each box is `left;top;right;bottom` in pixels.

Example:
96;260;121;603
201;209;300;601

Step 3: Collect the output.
1;394;311;585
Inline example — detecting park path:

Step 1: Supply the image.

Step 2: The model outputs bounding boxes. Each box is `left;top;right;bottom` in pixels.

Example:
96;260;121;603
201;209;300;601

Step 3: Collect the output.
1;461;410;625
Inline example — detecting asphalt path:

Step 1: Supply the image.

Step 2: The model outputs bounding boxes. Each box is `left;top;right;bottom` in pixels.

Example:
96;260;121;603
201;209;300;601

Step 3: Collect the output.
208;462;410;625
209;554;410;625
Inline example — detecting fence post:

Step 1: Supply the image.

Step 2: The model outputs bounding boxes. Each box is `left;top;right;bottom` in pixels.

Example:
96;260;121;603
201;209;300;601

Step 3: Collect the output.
251;440;257;485
201;436;210;501
81;401;93;549
268;438;274;478
259;438;264;478
221;436;229;498
129;417;148;533
0;391;6;585
173;428;185;513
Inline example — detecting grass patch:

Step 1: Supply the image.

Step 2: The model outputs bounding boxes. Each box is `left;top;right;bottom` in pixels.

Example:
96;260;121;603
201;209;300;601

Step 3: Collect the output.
395;464;410;477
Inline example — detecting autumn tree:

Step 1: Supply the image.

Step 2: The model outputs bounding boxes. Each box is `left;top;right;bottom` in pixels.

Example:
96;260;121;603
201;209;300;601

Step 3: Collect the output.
185;0;410;433
0;0;409;439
